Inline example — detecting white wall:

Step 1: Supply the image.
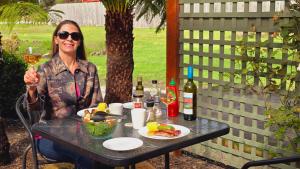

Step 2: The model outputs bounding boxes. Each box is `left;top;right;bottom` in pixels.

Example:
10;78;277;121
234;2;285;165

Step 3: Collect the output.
51;2;162;28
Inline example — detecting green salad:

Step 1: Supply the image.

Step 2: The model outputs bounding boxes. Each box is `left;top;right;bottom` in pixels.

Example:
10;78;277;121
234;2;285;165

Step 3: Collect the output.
84;121;115;137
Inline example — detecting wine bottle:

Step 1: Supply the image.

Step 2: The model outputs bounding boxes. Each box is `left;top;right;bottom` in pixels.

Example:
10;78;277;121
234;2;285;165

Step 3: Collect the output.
183;66;197;121
135;76;144;97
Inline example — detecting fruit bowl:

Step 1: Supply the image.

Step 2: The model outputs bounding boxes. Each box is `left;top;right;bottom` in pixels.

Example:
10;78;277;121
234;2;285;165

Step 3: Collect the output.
83;118;117;139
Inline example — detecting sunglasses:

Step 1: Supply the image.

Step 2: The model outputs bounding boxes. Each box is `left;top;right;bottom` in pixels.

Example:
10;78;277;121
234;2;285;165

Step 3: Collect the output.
57;31;82;41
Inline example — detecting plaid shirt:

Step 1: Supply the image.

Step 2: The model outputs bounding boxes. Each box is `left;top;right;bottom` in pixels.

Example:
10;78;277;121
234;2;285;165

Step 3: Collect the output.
26;55;103;119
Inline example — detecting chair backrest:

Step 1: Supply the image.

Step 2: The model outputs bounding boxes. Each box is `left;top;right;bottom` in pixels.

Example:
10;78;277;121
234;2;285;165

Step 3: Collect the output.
241;155;300;169
15;93;39;169
15;94;44;128
15;94;32;134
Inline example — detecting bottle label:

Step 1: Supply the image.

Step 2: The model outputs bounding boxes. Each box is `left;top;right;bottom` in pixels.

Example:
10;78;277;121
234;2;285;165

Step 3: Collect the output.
183;92;193;115
133;102;142;108
167;89;176;104
135;90;144;96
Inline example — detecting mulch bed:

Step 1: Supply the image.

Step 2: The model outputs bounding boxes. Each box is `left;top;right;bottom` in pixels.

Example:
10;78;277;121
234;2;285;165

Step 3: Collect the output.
1;119;232;169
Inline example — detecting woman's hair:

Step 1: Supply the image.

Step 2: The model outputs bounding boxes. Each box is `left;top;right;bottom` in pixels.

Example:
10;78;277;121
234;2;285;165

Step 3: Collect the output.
51;20;86;60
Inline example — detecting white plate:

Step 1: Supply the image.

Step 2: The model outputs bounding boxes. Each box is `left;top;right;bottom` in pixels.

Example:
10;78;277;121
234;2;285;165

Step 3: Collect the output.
123;102;147;109
103;137;143;151
138;124;190;140
77;108;96;117
123;102;133;109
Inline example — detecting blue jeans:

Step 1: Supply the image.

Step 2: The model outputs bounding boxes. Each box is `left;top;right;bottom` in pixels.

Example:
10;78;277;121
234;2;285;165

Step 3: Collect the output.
37;138;114;169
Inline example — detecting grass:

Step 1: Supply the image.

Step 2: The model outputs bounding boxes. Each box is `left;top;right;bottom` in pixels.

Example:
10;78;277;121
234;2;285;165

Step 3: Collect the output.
3;25;292;88
2;24;166;87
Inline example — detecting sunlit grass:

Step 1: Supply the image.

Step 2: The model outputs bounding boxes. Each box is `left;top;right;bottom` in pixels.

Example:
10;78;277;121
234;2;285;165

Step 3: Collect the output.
2;24;166;87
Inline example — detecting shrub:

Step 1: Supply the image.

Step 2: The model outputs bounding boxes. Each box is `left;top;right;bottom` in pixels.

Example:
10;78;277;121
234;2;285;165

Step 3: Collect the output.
0;51;27;118
2;33;20;54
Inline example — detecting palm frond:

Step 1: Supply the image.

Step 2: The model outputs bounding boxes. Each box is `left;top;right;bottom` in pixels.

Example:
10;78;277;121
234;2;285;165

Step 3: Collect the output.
135;0;166;32
0;2;48;32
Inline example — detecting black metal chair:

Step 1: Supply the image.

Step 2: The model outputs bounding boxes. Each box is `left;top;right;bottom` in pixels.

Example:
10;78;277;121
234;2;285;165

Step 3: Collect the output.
15;94;62;169
241;155;300;169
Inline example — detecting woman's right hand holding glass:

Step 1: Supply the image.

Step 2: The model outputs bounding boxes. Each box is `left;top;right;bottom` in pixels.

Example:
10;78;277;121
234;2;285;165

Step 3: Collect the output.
24;67;40;89
24;67;40;103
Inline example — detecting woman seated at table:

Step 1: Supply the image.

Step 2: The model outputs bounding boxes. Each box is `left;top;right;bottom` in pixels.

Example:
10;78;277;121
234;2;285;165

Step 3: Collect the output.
24;20;112;169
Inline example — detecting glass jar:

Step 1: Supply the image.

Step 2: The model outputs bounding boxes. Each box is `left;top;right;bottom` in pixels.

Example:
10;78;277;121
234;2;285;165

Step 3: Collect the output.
146;99;155;122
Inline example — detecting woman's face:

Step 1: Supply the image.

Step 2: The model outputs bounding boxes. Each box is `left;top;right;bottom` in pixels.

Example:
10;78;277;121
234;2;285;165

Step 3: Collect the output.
55;24;81;56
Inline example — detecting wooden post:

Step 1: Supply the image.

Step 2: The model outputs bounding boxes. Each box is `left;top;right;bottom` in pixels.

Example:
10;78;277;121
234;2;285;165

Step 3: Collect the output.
166;0;180;88
167;0;182;157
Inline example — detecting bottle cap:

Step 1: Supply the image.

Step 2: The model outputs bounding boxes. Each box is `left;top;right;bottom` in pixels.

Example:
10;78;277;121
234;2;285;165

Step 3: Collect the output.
152;80;157;84
188;66;193;79
169;79;176;86
146;99;154;107
137;76;142;82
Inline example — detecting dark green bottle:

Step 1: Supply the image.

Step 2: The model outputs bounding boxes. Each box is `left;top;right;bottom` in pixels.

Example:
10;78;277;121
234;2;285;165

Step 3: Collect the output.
183;66;197;121
135;76;144;97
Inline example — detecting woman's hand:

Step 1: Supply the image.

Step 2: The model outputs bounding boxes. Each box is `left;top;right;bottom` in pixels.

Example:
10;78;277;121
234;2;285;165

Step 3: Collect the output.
24;68;40;102
24;67;40;87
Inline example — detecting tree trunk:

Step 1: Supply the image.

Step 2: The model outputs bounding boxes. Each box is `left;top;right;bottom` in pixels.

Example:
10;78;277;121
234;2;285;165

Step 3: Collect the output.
104;9;134;103
0;117;11;165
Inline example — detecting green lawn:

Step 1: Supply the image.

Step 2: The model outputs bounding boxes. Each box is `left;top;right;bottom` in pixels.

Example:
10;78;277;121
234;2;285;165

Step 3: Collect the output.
3;25;290;88
2;24;166;87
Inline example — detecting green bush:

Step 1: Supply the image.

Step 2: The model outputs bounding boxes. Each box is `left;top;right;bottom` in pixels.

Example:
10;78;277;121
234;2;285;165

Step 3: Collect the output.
0;51;27;118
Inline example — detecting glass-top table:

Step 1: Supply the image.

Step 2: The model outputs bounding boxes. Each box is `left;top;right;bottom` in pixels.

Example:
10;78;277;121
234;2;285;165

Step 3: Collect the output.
32;112;229;169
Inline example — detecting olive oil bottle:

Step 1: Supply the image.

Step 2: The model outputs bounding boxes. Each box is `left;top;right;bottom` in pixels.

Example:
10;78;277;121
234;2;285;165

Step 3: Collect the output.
135;76;144;97
183;66;197;121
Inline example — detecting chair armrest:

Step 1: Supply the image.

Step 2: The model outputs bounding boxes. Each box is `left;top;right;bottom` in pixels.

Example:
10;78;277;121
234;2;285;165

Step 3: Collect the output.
241;155;300;169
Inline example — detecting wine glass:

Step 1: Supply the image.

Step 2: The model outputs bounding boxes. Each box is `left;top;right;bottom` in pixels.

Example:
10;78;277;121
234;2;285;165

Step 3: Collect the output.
23;48;41;86
160;88;176;119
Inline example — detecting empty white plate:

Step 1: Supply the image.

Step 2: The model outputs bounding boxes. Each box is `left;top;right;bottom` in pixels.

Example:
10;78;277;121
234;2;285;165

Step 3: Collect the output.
103;137;143;151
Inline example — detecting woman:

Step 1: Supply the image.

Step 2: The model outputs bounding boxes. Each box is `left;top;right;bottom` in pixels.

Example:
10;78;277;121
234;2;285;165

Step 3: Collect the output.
24;20;111;169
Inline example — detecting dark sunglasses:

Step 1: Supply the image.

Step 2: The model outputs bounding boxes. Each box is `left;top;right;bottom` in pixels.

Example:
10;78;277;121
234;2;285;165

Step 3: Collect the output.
57;31;82;41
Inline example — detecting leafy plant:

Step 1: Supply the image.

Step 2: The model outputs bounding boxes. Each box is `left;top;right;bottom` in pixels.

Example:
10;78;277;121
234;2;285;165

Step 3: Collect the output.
0;0;63;32
0;51;27;118
264;1;300;155
232;1;300;155
2;33;20;54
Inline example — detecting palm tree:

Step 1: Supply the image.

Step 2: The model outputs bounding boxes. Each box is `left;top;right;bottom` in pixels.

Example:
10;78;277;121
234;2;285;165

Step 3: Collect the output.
0;0;51;164
102;0;166;103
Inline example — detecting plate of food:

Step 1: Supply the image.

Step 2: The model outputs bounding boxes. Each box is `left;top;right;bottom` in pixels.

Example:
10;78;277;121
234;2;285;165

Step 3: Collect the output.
138;122;190;140
77;107;97;117
77;102;108;117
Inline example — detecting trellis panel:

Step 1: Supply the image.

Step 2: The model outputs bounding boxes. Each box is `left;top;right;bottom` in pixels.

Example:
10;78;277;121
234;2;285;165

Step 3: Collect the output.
178;0;299;168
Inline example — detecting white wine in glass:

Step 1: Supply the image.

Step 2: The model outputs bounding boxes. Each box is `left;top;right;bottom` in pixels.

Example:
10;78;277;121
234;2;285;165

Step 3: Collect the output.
23;47;41;86
23;54;41;66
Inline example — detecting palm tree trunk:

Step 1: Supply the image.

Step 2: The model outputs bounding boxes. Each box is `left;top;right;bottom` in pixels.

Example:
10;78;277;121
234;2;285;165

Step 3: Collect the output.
104;9;134;103
0;117;11;165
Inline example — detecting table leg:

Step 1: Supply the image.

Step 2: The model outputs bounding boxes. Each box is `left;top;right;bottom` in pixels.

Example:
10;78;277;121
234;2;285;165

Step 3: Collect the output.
131;164;136;169
165;153;169;169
